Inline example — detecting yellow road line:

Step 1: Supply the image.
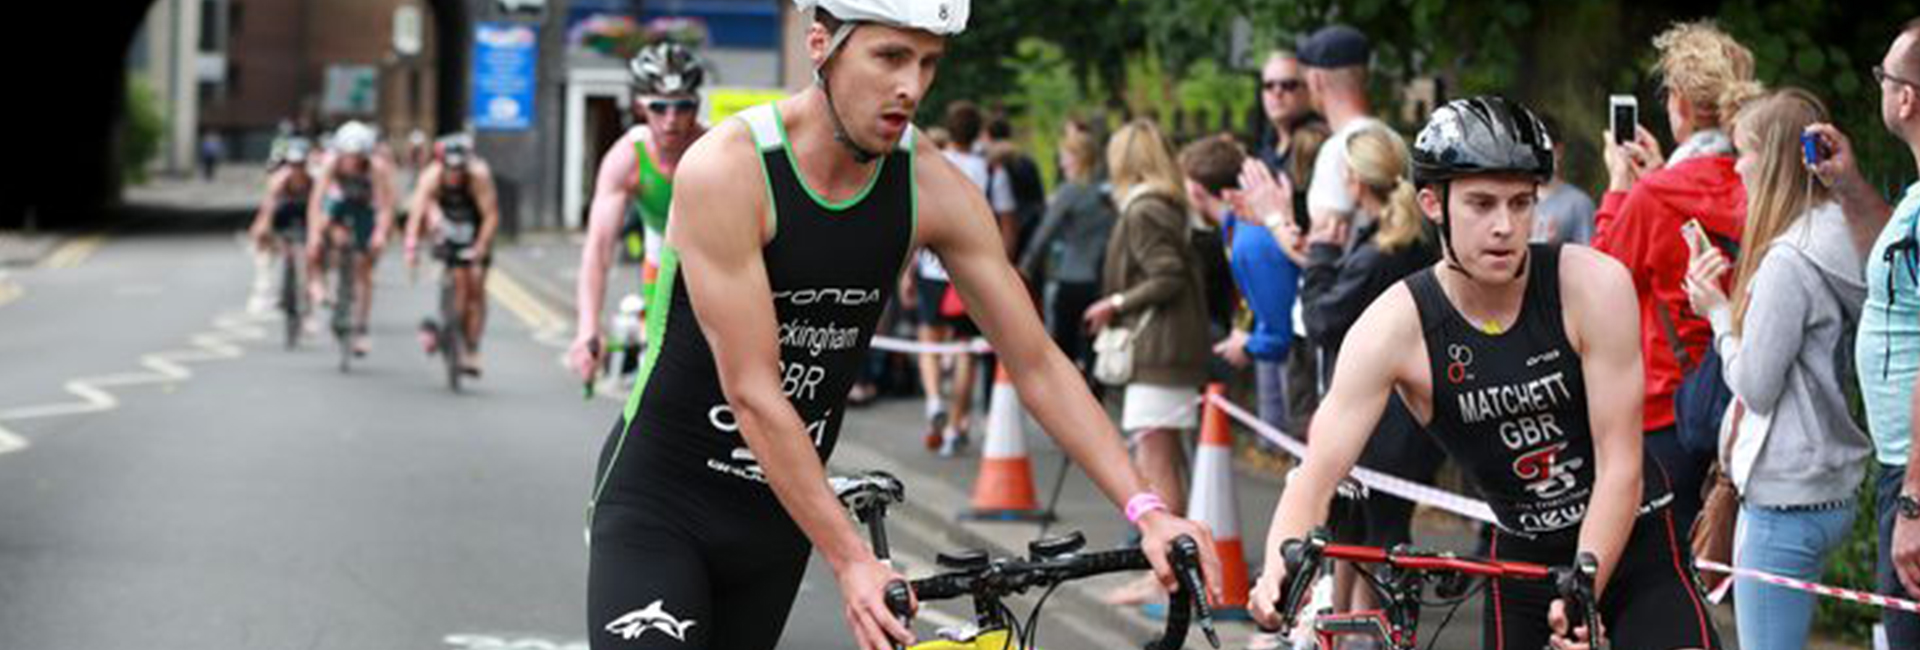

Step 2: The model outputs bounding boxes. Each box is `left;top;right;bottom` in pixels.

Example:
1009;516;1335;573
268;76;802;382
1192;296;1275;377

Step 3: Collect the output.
487;270;569;332
0;273;19;308
40;234;108;270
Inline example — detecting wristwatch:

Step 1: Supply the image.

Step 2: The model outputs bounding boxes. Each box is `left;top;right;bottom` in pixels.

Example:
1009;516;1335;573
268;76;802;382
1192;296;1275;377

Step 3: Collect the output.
1899;494;1920;520
1109;293;1127;311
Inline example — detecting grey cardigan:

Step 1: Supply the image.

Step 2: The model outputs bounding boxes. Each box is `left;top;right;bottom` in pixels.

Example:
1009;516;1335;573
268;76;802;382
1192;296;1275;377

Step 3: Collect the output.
1710;202;1872;507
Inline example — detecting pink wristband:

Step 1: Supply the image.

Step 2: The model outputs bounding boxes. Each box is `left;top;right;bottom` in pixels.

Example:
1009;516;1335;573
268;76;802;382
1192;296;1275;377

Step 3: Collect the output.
1124;493;1168;524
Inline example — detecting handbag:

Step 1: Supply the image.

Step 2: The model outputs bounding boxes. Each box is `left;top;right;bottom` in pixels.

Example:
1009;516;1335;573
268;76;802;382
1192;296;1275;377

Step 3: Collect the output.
1091;308;1154;386
1690;398;1745;596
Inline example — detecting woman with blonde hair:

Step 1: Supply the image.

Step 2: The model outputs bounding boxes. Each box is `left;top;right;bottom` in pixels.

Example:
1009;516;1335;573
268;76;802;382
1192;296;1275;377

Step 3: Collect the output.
1019;126;1116;379
1595;20;1764;535
1082;119;1210;605
1683;88;1870;650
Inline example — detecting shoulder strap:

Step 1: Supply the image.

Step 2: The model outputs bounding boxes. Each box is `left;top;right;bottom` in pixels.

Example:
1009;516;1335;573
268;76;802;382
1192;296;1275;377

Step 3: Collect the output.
736;104;783;152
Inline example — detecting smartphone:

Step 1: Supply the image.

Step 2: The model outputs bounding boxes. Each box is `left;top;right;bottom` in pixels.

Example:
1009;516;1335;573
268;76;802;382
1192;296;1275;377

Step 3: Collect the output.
1681;219;1713;256
1802;132;1828;166
1609;95;1639;145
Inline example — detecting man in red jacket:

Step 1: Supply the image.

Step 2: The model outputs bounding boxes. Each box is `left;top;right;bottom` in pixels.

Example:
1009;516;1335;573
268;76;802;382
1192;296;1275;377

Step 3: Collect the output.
1594;20;1760;535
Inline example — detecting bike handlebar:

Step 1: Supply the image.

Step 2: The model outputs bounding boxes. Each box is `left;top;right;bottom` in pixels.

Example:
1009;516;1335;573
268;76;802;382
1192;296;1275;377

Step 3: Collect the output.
888;535;1215;650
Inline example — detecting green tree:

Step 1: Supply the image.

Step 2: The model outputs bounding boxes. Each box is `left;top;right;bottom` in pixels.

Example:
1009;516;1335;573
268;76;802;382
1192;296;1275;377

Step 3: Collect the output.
122;75;164;185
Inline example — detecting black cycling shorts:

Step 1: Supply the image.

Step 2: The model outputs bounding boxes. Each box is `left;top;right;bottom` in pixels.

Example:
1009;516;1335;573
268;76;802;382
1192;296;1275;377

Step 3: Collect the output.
1482;506;1722;650
586;418;814;650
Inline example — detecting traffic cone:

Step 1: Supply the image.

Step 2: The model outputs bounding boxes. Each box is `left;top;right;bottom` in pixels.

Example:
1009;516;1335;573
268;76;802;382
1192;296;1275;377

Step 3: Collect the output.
1187;383;1251;619
960;363;1053;522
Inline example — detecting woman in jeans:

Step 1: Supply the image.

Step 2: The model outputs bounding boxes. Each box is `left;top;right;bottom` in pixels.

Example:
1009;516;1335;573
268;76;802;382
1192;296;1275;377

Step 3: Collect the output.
1082;119;1211;605
1684;87;1872;650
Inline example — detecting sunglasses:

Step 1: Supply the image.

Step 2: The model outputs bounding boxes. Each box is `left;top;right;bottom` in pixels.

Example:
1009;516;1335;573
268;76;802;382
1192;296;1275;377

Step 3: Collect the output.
645;98;700;115
1883;232;1920;379
1262;78;1305;94
1875;65;1920;90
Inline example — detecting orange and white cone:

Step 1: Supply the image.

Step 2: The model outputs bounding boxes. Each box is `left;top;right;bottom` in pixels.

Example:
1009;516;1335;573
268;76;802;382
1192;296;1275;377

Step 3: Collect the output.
1187;383;1251;618
961;364;1053;522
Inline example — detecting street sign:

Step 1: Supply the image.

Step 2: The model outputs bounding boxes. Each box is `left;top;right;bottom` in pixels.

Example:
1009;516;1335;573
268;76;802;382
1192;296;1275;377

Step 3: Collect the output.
394;5;423;57
323;64;378;115
472;22;539;131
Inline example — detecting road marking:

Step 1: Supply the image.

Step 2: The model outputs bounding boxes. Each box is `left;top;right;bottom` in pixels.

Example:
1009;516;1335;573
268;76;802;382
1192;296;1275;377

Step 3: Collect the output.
40;234;107;270
0;425;26;455
0;310;269;457
0;271;20;307
487;270;570;346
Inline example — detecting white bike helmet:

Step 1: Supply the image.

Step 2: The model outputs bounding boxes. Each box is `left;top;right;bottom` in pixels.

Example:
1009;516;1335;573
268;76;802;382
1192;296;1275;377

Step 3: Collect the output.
794;0;969;163
793;0;968;36
333;121;378;156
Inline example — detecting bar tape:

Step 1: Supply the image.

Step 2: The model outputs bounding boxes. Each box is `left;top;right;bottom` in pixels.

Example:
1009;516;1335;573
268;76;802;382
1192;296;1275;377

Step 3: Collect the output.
1205;392;1916;614
867;335;992;355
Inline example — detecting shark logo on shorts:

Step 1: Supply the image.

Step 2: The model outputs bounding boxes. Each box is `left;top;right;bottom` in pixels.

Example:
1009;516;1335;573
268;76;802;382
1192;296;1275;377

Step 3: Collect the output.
605;599;698;642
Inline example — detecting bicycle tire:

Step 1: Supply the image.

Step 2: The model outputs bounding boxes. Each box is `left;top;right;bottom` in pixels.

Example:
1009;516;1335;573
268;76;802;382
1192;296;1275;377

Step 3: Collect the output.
281;253;301;350
442;273;463;392
334;246;356;373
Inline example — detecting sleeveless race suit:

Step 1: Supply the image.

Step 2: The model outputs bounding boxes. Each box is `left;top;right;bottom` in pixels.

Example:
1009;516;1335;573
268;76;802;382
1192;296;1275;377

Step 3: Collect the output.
1408;244;1719;650
630;132;675;311
272;175;310;241
327;170;376;249
436;178;483;266
586;103;916;650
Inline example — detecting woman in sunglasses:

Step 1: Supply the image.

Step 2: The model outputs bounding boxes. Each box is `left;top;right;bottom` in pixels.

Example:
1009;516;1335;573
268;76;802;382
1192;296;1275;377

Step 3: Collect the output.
571;41;710;382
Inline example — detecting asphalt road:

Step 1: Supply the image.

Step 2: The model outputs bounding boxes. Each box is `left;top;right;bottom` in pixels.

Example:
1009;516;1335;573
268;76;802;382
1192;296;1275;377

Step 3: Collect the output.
0;218;1140;650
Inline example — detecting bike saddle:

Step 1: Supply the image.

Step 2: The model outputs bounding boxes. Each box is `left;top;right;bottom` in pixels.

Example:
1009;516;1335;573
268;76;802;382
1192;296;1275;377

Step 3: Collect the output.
830;470;905;514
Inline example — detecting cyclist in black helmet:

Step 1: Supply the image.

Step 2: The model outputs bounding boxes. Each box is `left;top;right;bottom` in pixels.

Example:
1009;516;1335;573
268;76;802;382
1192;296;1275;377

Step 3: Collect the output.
1247;97;1721;650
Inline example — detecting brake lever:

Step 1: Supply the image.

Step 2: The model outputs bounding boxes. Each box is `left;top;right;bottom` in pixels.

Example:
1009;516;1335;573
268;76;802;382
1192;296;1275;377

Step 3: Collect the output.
881;579;914;650
1170;535;1219;648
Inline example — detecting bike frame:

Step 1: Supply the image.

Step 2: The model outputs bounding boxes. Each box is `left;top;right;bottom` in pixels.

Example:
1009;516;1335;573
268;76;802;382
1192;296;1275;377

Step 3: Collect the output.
1277;534;1601;650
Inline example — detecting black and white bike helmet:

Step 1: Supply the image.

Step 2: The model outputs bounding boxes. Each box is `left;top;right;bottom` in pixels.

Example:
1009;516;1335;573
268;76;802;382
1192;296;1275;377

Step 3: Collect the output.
628;42;706;97
1410;96;1554;277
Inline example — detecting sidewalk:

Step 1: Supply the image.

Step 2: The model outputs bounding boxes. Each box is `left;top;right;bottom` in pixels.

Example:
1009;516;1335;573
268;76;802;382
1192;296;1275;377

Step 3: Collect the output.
490;232;1507;649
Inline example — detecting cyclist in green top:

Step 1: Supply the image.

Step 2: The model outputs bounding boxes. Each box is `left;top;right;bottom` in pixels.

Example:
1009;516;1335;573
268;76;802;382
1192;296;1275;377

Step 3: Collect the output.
570;42;710;381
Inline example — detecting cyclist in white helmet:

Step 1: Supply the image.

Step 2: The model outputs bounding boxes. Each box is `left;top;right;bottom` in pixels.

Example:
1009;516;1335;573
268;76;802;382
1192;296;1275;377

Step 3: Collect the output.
307;120;398;356
583;2;1222;649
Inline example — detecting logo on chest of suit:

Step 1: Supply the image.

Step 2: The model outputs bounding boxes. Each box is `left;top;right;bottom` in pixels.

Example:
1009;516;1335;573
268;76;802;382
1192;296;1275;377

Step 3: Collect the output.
1447;344;1475;385
1513;440;1585;500
774;287;882;307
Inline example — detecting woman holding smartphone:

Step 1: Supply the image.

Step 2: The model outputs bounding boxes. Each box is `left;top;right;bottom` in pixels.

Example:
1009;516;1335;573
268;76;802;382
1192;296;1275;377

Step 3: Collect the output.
1683;88;1872;650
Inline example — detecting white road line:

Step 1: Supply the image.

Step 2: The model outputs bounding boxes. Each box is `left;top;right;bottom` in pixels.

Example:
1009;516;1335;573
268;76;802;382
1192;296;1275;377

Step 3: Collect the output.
0;310;270;456
0;424;27;455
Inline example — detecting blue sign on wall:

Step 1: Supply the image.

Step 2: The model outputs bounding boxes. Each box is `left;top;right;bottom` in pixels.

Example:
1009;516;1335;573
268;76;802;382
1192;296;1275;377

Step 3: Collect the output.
472;22;539;131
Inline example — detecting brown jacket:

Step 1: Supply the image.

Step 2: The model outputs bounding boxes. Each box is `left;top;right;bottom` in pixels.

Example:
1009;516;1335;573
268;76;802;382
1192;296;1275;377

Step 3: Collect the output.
1100;190;1210;387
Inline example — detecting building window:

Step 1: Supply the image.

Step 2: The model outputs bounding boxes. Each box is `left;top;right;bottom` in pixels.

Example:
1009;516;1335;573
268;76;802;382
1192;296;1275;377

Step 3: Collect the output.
228;1;243;36
198;0;223;53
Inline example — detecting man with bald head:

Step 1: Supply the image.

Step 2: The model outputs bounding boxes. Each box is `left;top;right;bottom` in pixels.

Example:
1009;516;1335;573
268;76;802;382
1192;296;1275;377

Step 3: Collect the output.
1806;17;1920;645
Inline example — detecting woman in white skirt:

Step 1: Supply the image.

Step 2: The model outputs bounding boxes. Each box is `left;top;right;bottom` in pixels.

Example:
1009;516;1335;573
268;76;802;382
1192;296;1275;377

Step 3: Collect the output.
1082;119;1213;605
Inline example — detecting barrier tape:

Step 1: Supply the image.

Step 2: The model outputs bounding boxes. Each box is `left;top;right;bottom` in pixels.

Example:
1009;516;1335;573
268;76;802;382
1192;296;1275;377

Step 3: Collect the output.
868;335;992;356
1204;392;1913;615
1207;393;1499;525
1694;559;1920;614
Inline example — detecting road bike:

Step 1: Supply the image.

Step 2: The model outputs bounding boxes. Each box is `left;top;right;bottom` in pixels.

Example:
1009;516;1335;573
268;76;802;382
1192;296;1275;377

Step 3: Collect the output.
829;471;1218;650
1270;528;1604;650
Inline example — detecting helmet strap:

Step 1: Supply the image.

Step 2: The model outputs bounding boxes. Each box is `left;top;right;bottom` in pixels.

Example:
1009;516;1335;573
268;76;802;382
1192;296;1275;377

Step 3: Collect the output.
813;22;883;165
